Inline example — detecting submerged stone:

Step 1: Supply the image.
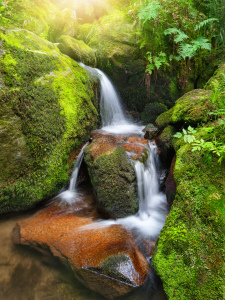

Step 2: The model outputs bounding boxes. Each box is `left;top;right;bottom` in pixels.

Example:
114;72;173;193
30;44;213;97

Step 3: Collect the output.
13;204;150;299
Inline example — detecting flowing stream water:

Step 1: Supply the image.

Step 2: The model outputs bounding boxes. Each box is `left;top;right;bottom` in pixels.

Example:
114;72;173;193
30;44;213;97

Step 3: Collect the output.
0;64;168;300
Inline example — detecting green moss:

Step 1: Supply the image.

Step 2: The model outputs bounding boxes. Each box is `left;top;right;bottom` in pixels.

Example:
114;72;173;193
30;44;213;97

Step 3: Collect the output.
58;35;97;67
159;126;176;150
84;146;138;219
171;89;214;125
155;107;174;129
0;27;98;213
153;145;225;299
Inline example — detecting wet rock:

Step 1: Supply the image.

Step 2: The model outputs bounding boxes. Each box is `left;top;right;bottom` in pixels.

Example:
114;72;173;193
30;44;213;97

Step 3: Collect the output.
13;204;150;299
165;156;177;207
143;127;159;140
84;131;149;218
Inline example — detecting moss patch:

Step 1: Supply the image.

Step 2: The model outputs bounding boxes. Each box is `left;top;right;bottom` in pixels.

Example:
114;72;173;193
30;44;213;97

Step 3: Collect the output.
84;146;138;219
58;35;96;67
0;27;98;213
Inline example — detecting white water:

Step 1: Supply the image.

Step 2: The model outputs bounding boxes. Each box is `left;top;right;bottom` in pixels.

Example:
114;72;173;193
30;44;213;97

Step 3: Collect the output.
97;142;168;240
56;143;88;205
79;62;144;135
62;63;168;239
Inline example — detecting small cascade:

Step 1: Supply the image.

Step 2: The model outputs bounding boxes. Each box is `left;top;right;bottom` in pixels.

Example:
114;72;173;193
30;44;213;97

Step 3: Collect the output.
96;69;128;127
101;143;168;241
57;143;88;204
79;62;144;135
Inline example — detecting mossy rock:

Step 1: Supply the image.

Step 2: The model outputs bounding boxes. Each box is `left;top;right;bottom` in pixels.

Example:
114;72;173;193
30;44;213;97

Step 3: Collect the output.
204;63;225;91
153;120;225;299
0;27;98;213
84;146;138;219
171;89;214;125
155;107;174;129
58;35;97;67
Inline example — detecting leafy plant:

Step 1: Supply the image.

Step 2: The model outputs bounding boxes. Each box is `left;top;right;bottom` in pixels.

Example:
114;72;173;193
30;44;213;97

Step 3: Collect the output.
173;126;197;143
138;1;161;23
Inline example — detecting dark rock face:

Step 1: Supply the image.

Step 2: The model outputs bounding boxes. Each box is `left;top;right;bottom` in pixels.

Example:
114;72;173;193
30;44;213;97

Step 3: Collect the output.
13;204;150;299
165;156;177;207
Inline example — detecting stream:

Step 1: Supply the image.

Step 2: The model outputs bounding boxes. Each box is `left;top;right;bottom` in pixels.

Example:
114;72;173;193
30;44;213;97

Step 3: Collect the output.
0;65;169;300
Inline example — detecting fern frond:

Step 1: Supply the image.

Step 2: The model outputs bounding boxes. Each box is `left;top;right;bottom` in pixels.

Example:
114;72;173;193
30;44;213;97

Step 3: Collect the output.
174;31;189;43
191;37;211;51
178;43;196;59
195;18;219;31
138;1;161;24
164;27;181;36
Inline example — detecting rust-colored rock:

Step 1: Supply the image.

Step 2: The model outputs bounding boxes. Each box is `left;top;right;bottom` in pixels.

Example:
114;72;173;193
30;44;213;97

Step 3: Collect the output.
13;204;150;299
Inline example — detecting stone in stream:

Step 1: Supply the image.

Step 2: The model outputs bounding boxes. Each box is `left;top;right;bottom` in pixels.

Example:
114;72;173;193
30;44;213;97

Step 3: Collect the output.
84;131;149;218
12;204;150;299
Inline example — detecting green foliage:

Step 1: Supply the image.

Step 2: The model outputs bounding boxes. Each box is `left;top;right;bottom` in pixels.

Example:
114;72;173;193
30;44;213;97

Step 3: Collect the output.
173;126;196;143
138;1;161;23
194;17;219;31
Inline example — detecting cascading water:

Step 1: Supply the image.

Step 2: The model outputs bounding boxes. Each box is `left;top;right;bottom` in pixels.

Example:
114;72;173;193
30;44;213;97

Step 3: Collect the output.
79;62;143;135
56;143;88;205
68;63;168;240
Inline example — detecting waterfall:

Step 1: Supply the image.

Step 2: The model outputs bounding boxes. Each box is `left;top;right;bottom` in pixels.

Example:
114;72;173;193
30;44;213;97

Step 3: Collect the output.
62;63;168;239
101;142;168;240
57;143;88;205
96;69;128;127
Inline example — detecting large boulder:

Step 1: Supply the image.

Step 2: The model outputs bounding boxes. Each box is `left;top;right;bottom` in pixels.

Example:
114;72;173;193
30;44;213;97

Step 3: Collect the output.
84;131;149;218
58;35;97;67
0;27;98;213
13;203;150;299
152;65;225;299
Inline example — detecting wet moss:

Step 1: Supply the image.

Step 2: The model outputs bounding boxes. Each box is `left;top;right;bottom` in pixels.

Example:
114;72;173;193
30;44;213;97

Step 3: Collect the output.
84;146;138;219
0;27;98;213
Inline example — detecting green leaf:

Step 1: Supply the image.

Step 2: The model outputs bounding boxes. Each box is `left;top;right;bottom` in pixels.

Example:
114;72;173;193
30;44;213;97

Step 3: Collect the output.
173;132;182;138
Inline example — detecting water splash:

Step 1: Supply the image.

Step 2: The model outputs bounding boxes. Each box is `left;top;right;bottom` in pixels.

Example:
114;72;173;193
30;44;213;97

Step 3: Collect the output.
96;143;168;240
57;143;88;205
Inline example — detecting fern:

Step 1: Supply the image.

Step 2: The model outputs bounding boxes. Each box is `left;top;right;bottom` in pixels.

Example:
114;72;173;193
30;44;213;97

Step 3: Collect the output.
164;27;181;35
195;18;219;31
138;1;161;24
191;37;211;51
164;27;189;43
174;31;189;43
178;43;196;59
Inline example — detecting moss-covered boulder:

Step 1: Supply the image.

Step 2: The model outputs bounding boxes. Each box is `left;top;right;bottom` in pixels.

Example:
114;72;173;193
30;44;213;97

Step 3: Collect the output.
84;132;138;219
153;122;225;299
152;64;225;298
58;35;97;67
155;89;215;129
0;27;98;214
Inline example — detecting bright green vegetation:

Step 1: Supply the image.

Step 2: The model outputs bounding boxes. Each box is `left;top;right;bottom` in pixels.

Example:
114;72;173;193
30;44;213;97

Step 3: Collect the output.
152;65;225;299
0;27;98;213
58;35;97;67
84;146;138;219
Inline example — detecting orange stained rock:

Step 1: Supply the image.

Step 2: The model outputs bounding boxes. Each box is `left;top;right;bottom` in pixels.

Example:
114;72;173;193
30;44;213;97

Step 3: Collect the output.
126;136;148;145
122;143;146;157
14;204;150;286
